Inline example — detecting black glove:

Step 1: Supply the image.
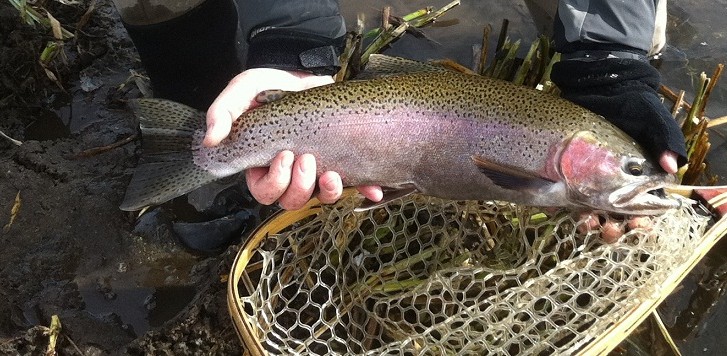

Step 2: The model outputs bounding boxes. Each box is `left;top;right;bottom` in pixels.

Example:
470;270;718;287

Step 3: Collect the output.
551;58;687;167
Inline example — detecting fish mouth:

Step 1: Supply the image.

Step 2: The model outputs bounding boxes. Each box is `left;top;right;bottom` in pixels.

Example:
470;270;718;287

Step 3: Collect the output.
608;180;681;215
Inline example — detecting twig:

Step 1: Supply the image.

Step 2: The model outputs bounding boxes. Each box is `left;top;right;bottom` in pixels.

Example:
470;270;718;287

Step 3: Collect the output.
698;64;724;119
513;38;540;85
476;24;492;75
0;129;23;146
685;73;709;132
660;84;693;112
431;59;477;75
64;334;85;355
70;133;138;159
708;116;727;128
382;6;391;31
495;19;509;53
671;89;685;120
360;22;409;65
407;0;459;28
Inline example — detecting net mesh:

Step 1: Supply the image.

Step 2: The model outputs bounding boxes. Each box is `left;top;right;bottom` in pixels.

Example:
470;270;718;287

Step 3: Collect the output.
235;194;709;355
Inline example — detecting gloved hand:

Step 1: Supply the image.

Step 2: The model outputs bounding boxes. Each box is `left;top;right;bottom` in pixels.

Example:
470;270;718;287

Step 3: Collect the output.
204;68;383;210
551;58;687;173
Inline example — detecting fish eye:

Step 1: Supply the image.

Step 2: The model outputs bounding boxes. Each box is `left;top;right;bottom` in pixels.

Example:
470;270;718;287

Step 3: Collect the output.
625;160;643;176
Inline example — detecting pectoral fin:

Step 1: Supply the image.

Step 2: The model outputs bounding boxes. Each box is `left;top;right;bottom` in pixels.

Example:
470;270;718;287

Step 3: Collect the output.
354;185;418;212
471;155;555;191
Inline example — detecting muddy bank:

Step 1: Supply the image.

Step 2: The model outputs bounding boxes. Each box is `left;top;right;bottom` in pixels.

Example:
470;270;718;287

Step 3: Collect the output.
0;0;246;353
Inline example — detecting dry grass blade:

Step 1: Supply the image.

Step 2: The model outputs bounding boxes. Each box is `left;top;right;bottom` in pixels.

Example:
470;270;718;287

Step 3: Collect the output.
3;191;21;232
0;129;23;146
75;0;97;33
39;41;67;91
44;315;61;356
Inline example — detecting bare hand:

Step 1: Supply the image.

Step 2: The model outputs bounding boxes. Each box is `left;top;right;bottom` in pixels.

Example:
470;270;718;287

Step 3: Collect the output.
203;68;382;210
659;150;679;174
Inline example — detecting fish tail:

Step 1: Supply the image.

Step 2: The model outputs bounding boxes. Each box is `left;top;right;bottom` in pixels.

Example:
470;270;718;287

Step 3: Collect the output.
120;98;219;211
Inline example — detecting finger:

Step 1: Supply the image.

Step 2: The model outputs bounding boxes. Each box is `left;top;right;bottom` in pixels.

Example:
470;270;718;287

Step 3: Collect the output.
203;73;259;147
357;185;384;202
245;151;294;205
317;171;343;204
600;217;624;244
659;150;679;174
278;154;317;210
299;74;335;89
577;212;600;234
627;216;652;231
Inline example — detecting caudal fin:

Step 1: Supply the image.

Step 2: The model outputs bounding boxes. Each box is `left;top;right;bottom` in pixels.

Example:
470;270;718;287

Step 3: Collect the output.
120;99;220;211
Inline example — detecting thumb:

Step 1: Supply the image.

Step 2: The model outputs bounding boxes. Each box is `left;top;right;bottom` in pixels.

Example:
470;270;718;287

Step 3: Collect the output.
202;74;260;147
659;150;679;174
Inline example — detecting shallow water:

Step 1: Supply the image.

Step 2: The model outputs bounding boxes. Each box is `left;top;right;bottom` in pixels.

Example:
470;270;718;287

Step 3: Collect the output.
340;0;727;354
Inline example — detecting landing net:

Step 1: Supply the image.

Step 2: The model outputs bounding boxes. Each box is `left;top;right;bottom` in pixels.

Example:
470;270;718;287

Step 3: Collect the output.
228;192;710;355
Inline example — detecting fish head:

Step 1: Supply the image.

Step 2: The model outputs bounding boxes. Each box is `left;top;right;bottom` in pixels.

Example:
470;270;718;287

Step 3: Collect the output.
557;130;680;215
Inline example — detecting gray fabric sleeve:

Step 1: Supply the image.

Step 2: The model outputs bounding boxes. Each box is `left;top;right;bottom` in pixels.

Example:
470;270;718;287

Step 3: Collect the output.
236;0;345;42
236;0;346;74
554;0;660;54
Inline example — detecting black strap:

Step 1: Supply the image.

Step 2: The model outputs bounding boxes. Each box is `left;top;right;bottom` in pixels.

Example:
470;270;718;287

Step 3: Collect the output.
246;29;344;76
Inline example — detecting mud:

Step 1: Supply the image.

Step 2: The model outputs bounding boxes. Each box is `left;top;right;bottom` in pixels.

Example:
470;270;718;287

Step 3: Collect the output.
1;0;726;355
0;0;243;354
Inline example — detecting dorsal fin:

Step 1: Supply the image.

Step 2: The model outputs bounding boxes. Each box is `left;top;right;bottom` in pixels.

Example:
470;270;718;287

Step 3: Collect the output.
356;54;450;79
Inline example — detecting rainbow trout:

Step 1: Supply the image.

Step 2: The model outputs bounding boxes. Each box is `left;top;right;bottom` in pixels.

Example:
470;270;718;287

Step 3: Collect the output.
120;70;679;214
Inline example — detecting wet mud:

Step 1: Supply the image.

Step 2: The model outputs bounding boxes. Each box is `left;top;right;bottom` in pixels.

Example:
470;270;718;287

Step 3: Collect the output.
1;0;726;355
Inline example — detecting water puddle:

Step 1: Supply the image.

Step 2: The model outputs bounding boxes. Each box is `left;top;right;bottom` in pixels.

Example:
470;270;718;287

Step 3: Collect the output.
74;250;199;337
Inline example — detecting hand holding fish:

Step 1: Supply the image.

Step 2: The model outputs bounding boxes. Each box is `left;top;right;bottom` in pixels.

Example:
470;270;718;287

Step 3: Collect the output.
551;58;686;175
552;57;687;242
204;68;335;147
204;68;383;209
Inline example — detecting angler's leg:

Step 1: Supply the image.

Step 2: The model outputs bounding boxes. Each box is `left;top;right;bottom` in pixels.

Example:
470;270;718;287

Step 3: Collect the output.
112;0;243;110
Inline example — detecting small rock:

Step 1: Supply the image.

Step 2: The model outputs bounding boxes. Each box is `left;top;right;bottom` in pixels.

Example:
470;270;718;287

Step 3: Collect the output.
132;207;174;244
172;210;254;254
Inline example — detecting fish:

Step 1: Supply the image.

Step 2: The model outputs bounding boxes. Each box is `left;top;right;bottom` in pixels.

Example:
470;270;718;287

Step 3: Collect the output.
119;59;680;215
